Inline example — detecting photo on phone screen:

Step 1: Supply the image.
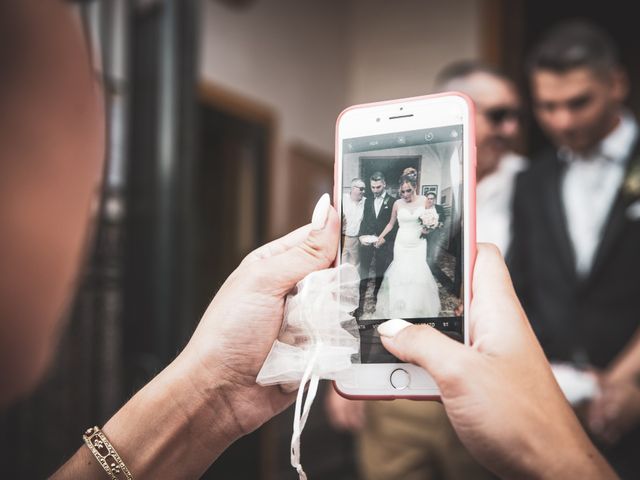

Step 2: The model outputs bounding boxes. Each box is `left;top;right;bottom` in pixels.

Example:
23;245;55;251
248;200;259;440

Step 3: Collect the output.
340;125;464;363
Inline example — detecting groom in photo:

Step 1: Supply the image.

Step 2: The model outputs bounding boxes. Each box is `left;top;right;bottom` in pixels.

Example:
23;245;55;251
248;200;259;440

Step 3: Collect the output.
356;172;396;317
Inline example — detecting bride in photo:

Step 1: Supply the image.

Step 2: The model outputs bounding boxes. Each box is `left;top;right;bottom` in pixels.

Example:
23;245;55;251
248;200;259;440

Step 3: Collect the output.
374;173;441;319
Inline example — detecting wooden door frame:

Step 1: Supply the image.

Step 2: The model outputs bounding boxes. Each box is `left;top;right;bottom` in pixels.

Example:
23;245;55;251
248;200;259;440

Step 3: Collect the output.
197;81;278;243
196;80;278;480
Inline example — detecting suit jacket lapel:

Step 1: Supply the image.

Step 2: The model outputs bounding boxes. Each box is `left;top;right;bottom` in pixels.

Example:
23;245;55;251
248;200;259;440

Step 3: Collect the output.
544;157;577;279
382;194;391;218
376;193;389;219
589;141;640;281
367;197;375;219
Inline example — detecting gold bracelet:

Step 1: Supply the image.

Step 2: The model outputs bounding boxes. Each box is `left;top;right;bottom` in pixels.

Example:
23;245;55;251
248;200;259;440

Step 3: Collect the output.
83;426;134;479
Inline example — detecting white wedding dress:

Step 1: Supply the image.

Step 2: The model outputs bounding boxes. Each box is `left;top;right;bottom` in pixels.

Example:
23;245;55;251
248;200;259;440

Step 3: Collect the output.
375;205;441;319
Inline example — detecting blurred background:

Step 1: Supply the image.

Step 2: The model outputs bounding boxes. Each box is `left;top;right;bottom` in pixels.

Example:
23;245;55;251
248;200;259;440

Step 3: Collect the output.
1;0;638;478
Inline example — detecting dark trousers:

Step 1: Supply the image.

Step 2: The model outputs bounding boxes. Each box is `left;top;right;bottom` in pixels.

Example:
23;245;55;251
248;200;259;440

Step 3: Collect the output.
451;230;462;297
358;244;392;313
426;229;453;293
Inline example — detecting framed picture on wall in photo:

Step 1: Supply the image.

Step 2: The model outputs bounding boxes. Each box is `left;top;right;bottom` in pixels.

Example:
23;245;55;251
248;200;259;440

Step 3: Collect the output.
421;184;438;198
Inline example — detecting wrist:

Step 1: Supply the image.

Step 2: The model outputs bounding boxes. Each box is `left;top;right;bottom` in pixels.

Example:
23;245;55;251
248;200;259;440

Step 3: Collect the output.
164;349;245;446
523;422;616;480
101;350;242;479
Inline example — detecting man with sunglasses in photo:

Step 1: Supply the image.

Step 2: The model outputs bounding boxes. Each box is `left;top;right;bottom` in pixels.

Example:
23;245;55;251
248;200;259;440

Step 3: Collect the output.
420;190;452;291
508;19;640;478
342;178;367;269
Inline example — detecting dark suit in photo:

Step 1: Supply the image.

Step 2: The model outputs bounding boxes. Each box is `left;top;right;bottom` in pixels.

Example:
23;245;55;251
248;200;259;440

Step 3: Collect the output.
357;192;397;314
508;141;640;478
425;203;451;291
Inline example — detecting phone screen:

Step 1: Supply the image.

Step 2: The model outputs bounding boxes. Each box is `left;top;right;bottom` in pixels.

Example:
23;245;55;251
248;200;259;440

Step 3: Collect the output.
340;124;464;363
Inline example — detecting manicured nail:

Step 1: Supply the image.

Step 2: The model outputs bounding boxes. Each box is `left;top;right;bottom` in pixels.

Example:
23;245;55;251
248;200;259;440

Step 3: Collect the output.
378;318;412;338
311;193;330;230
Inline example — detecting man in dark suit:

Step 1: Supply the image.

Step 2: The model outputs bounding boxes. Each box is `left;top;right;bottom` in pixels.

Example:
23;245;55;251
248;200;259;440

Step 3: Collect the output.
424;192;450;291
508;20;640;478
356;171;396;316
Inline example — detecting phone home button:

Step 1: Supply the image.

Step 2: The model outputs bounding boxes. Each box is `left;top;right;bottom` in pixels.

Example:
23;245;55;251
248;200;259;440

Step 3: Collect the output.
390;368;410;390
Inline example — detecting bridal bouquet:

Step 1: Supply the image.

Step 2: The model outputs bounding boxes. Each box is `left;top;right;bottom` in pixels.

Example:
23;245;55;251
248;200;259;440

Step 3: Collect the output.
419;209;439;238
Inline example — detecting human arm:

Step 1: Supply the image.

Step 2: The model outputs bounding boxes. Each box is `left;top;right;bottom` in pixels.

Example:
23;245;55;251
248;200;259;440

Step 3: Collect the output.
378;244;617;480
374;200;398;247
604;328;640;386
587;328;640;445
52;195;341;479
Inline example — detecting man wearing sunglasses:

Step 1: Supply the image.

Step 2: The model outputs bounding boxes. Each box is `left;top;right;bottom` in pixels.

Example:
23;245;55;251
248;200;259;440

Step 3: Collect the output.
342;178;366;269
436;60;528;258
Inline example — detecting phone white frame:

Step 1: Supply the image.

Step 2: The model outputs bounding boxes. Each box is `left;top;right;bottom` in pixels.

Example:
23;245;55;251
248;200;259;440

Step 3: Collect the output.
333;92;476;399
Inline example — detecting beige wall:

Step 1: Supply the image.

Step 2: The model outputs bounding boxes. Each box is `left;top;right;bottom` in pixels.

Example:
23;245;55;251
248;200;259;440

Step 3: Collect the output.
199;0;482;235
199;0;350;236
199;0;350;153
346;0;482;104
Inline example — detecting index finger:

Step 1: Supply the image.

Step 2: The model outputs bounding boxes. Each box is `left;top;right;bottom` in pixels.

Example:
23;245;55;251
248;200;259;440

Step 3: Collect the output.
240;224;312;265
470;243;539;350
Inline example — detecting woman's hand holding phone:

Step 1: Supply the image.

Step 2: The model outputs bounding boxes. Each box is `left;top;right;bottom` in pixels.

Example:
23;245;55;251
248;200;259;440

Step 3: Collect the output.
335;92;474;395
378;244;617;480
55;196;341;479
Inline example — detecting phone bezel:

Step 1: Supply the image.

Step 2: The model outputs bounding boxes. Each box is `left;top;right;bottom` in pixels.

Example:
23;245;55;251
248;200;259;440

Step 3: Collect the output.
333;92;476;399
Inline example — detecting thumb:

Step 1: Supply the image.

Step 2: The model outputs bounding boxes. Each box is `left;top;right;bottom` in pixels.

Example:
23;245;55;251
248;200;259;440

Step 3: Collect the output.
259;193;340;294
379;319;470;382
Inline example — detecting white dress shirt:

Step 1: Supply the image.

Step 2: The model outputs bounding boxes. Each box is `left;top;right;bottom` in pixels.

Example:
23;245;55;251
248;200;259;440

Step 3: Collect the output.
374;191;387;217
561;111;638;277
343;195;365;236
476;153;528;257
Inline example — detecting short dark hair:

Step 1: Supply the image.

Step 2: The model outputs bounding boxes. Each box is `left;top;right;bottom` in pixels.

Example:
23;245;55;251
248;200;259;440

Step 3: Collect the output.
434;59;508;89
526;19;619;77
370;172;385;183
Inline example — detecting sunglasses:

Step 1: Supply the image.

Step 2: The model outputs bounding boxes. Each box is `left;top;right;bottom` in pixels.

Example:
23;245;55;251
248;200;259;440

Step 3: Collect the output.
353;186;365;191
484;107;521;126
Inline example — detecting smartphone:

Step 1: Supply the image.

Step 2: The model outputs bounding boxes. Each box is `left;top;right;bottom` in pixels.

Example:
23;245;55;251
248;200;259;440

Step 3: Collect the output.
333;92;476;399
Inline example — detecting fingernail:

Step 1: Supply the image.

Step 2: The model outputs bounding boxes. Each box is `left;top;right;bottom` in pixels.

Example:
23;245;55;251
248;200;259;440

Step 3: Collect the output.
377;318;412;338
311;193;331;230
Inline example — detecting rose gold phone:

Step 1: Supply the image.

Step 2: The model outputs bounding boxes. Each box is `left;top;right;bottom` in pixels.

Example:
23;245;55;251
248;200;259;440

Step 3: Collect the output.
333;92;476;399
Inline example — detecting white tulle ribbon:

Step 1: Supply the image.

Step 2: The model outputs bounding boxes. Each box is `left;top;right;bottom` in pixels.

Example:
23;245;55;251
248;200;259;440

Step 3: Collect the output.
256;263;360;479
290;345;320;480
